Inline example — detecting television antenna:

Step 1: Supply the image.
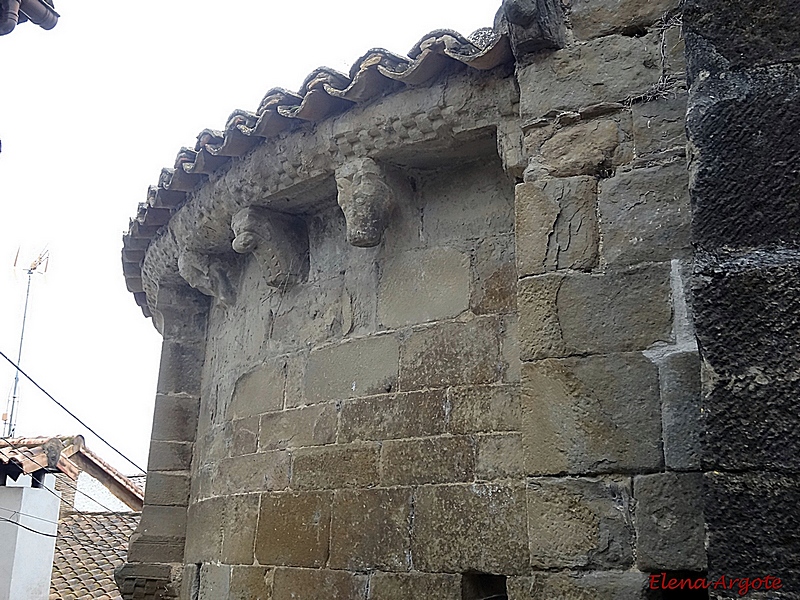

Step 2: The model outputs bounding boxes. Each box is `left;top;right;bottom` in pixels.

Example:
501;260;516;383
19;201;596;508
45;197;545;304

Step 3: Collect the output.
2;247;49;438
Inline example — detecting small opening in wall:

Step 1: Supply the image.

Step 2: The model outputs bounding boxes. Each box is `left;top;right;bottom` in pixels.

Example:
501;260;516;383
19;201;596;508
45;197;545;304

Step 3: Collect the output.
461;573;508;600
652;572;710;600
620;24;648;37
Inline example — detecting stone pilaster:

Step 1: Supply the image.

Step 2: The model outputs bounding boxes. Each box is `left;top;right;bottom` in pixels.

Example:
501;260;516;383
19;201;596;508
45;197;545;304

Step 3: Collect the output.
116;285;208;600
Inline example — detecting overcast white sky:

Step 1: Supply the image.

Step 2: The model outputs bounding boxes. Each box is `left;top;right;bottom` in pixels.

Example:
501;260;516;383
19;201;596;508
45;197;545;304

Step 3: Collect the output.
0;1;499;475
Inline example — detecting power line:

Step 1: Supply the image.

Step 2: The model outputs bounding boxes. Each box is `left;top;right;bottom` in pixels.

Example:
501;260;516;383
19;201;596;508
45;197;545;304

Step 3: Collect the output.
0;515;58;538
0;349;147;474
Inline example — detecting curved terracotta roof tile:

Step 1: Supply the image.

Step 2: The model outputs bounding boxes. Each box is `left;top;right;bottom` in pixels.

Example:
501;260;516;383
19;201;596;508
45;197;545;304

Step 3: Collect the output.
122;24;514;316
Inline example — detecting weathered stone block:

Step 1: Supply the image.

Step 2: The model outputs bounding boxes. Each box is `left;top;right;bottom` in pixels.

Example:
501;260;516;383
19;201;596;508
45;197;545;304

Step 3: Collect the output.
305;335;399;403
519;35;661;119
507;571;650;599
515;177;599;277
399;318;501;390
291;443;380;490
144;471;191;507
151;394;200;443
631;94;687;158
377;247;470;328
229;566;273;600
147;440;193;471
522;353;662;474
198;563;230;600
228;416;257;456
138;503;188;540
687;66;800;249
271;568;368;600
634;472;706;571
660;351;702;471
339;389;447;443
599;162;691;265
258;403;337;451
538;119;631;177
421;159;515;244
229;359;286;418
330;488;412;571
694;252;800;470
527;476;634;569
476;433;525;480
448;385;522;434
156;340;205;396
412;483;529;574
705;472;800;594
214;450;290;495
569;0;680;40
381;436;474;486
284;351;308;409
501;314;521;384
683;0;800;73
221;493;260;565
185;498;222;563
368;572;461;599
470;234;517;315
255;492;332;568
518;263;673;360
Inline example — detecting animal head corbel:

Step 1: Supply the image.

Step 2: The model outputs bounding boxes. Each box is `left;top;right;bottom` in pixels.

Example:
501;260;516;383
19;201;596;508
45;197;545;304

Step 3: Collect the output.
231;206;308;287
335;157;396;248
177;249;238;308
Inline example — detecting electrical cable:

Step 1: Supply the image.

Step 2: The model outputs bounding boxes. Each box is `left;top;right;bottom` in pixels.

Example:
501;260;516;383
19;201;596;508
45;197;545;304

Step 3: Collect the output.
0;515;58;537
0;349;147;474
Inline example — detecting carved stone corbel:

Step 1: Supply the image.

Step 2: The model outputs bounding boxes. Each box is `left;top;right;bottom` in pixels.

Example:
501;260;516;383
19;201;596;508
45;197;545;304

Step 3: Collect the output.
177;249;238;308
231;206;309;287
335;157;396;247
494;0;566;57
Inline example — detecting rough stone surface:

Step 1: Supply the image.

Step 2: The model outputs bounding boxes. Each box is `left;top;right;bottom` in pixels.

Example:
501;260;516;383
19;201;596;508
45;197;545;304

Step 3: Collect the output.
270;568;367;600
329;488;412;571
144;472;191;507
527;477;634;569
687;66;800;250
538;119;630;177
291;443;380;490
569;0;680;40
519;34;662;119
229;566;272;600
470;234;517;315
705;472;800;596
305;335;399;403
377;247;470;328
448;385;522;434
380;436;474;485
368;572;461;599
515;178;599;277
339;390;448;443
598;161;692;265
631;94;688;158
518;263;673;360
412;483;529;574
522;353;662;474
255;492;332;568
475;433;525;480
151;394;200;443
507;571;650;599
214;450;290;495
694;252;800;471
399;317;501;390
683;0;800;73
634;472;706;571
660;350;703;471
229;359;286;418
258;403;337;451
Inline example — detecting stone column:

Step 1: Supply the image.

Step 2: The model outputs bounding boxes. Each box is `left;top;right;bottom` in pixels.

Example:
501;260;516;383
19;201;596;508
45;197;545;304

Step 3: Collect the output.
684;1;800;594
116;285;208;600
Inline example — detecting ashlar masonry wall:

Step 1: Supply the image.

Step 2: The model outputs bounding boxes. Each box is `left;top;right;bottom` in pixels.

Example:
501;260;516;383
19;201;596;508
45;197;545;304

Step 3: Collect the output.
118;1;719;598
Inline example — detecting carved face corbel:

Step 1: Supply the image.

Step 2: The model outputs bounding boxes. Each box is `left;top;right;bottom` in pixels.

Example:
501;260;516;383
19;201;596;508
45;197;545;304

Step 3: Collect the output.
231;206;309;287
335;157;396;248
177;250;238;308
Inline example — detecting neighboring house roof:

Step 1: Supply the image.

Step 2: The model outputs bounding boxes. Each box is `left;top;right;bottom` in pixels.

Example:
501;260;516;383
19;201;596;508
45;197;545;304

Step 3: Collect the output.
0;436;144;511
50;511;140;600
121;26;514;317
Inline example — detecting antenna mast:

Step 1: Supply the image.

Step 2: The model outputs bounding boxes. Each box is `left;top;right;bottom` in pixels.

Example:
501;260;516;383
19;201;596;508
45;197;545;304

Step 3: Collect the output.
2;248;48;438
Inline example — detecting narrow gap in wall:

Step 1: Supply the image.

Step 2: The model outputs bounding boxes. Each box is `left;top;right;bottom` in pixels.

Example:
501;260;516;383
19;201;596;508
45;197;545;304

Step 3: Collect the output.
653;572;709;600
620;24;648;37
190;563;201;600
461;573;508;600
